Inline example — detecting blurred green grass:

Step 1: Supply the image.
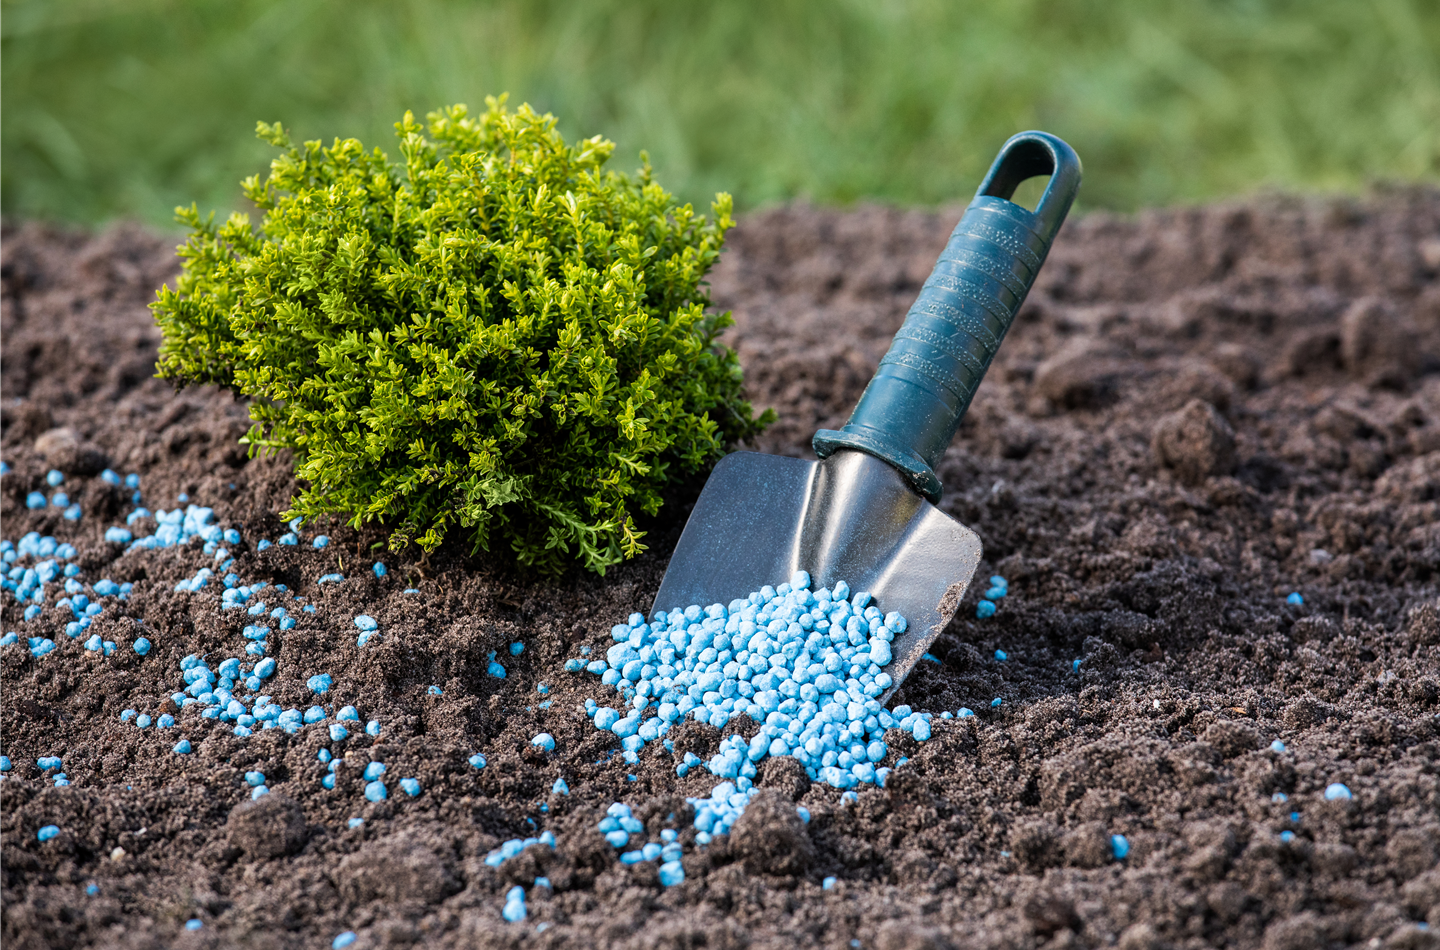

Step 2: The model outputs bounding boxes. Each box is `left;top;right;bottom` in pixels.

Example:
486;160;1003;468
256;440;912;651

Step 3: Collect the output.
4;0;1438;227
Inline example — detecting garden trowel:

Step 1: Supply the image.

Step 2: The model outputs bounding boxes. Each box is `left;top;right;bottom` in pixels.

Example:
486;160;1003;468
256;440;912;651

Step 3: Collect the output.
655;132;1081;700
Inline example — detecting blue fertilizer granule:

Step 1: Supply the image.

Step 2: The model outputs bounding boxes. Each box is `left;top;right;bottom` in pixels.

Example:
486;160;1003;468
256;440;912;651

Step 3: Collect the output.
313;535;330;549
330;724;349;742
976;600;997;619
1287;592;1304;605
185;919;203;931
251;785;269;799
364;780;387;802
46;469;64;487
308;674;332;694
502;885;527;922
469;753;487;770
823;876;836;890
1324;783;1353;801
87;884;99;896
133;637;151;656
366;720;381;737
173;740;192;754
0;756;10;772
532;733;555;751
1111;834;1130;860
372;562;387;577
363;762;385;781
484;832;557;868
400;778;421;796
552;777;570;795
333;932;358;949
428;685;443;696
1270;740;1287;753
348;818;364;829
37;825;60;842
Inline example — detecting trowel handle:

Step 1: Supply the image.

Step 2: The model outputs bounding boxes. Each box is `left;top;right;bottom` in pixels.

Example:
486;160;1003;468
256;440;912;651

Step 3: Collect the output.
814;131;1081;502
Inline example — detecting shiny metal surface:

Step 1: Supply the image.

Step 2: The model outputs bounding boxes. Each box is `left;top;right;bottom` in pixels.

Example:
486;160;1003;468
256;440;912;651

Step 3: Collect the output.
654;449;981;701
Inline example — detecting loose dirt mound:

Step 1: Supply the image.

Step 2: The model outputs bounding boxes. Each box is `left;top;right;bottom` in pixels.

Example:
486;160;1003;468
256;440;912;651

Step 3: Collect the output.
3;189;1439;949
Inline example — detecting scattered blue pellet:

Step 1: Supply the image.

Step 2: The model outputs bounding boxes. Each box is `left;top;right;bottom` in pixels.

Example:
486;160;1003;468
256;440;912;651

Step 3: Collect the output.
185;919;202;931
991;697;1003;708
1287;592;1304;605
87;884;99;896
318;573;344;584
994;649;1007;661
250;785;269;799
333;932;357;949
976;600;997;619
552;777;569;795
101;469;120;485
46;470;64;487
1324;783;1353;801
469;753;487;770
348;818;364;829
364;780;387;802
532;733;555;752
25;492;46;509
308;674;332;694
174;740;192;754
366;720;380;737
104;527;132;544
132;637;151;656
1270;740;1287;753
427;685;442;696
0;756;10;772
312;536;330;549
502;885;527;921
659;861;685;886
510;641;524;656
488;656;507;678
1271;792;1288;803
823;876;836;889
37;825;60;842
330;724;349;742
372;562;386;577
1111;834;1130;860
1072;658;1082;672
354;615;377;632
399;778;421;797
244;771;266;787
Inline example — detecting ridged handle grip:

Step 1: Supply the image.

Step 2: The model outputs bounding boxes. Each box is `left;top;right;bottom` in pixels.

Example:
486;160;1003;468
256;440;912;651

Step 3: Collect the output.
813;131;1081;501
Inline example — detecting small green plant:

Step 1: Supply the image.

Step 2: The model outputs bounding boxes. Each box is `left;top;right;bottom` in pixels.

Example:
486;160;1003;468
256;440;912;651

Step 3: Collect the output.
153;97;771;574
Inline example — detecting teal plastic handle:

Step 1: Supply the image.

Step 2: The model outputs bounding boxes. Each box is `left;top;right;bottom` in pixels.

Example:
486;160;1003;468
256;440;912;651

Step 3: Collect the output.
813;131;1081;502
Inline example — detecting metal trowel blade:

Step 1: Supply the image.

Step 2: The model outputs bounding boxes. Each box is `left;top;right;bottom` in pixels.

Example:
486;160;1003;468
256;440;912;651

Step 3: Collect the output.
654;449;981;700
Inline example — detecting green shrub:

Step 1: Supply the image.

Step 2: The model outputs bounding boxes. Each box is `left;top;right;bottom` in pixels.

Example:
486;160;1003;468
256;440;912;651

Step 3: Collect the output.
153;97;771;574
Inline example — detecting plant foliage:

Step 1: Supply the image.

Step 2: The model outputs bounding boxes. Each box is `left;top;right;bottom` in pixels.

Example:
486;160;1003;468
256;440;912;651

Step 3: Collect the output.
153;98;771;573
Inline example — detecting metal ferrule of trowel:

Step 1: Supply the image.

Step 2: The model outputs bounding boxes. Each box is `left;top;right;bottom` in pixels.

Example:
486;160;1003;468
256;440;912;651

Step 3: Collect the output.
656;132;1082;701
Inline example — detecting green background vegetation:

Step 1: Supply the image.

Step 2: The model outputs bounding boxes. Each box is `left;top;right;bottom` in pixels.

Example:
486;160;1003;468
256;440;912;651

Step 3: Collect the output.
4;0;1439;226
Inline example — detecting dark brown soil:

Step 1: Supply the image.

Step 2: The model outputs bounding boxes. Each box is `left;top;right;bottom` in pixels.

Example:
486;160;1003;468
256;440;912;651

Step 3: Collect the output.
3;189;1440;950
